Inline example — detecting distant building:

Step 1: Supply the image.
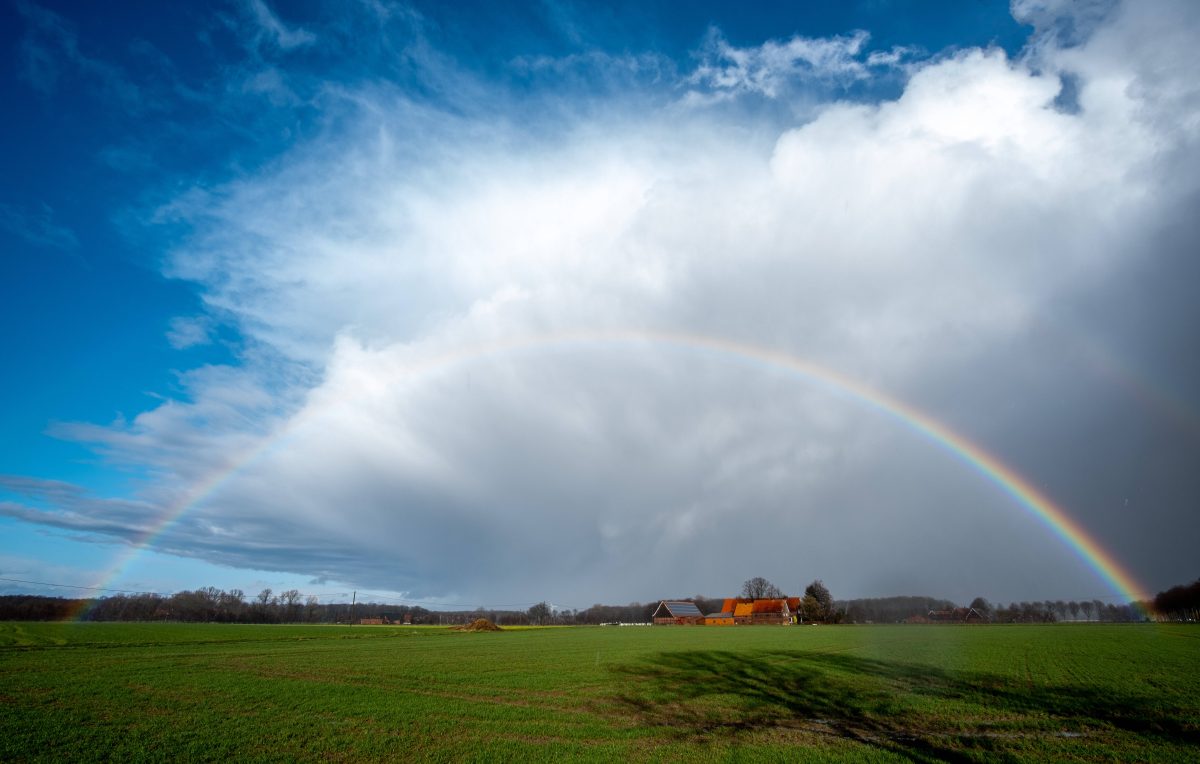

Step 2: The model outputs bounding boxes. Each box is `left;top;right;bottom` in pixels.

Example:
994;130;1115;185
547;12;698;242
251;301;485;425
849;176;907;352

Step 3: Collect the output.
702;597;799;625
653;595;817;626
926;608;984;623
652;600;705;625
749;598;793;625
786;597;802;621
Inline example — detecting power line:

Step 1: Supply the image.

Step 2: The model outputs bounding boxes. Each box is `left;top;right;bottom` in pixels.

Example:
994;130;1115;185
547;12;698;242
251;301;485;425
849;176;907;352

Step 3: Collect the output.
0;576;163;595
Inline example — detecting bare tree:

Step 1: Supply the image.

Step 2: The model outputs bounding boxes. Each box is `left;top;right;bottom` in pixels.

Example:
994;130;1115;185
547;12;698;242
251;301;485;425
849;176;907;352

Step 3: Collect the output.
254;588;277;622
527;601;551;625
280;589;302;622
305;595;320;623
1054;600;1067;621
219;589;245;621
741;577;783;599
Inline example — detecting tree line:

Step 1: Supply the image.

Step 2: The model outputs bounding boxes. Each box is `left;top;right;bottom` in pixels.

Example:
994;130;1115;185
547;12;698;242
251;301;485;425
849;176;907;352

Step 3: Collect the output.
0;590;657;626
1153;577;1200;621
976;598;1143;623
4;576;1181;623
838;595;1144;623
0;589;448;625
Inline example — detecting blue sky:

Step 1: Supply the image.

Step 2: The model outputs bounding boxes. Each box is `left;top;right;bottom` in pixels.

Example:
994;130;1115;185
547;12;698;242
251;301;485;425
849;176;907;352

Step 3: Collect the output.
0;2;1025;469
3;0;1198;610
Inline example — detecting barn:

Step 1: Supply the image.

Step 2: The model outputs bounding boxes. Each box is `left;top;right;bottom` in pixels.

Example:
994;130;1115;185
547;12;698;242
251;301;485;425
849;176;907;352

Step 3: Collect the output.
733;601;755;624
652;600;705;625
750;598;793;625
704;611;734;626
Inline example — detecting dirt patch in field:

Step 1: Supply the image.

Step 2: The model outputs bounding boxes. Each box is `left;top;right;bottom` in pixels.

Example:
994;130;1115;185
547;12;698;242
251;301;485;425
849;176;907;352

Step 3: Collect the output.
452;619;503;632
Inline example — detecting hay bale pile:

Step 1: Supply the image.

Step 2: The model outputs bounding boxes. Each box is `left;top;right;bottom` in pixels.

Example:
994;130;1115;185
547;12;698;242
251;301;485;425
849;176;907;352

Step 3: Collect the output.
452;618;503;632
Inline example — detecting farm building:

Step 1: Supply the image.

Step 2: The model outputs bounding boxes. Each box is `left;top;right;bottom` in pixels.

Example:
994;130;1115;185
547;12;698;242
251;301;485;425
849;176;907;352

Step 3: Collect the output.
726;599;795;625
733;601;755;624
652;600;705;625
927;608;985;623
749;598;793;625
654;596;806;626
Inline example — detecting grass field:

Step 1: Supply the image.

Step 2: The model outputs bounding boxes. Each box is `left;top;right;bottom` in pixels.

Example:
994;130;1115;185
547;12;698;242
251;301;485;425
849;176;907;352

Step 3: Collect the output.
1;622;1197;762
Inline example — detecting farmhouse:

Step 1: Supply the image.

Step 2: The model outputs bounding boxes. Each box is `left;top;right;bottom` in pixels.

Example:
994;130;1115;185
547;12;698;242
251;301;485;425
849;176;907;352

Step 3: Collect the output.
651;600;705;625
653;594;828;626
749;598;793;625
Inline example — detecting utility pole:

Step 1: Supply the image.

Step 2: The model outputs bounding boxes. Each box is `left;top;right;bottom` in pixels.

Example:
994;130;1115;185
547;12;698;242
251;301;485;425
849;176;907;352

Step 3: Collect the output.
350;590;356;626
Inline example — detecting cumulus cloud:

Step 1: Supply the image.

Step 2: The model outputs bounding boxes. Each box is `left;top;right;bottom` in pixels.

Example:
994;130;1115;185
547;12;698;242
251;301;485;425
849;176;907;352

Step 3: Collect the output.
10;0;1200;604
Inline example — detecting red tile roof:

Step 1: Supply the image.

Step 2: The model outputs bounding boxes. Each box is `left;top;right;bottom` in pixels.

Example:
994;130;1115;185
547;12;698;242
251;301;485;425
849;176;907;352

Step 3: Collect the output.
752;599;788;614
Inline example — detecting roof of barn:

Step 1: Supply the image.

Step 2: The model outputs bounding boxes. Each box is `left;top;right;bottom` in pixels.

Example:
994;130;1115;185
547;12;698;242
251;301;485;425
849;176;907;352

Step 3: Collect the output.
752;599;789;614
659;601;703;617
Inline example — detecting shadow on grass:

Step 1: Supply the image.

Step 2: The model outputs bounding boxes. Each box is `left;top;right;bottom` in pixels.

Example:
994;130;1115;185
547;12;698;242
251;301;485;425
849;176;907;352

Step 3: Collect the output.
610;649;1197;762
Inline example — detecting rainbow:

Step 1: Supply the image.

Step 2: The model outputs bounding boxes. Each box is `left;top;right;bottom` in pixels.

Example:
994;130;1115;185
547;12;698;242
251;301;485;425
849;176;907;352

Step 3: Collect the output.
70;328;1151;619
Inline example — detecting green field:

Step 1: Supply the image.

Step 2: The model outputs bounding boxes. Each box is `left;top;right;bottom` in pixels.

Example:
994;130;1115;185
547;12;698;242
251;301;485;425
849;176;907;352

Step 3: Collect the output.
2;622;1197;762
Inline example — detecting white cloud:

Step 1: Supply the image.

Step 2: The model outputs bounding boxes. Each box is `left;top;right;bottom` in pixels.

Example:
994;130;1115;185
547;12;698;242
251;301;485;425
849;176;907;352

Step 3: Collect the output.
11;1;1200;604
166;316;215;349
246;0;316;51
686;28;876;101
865;46;921;69
1011;0;1119;48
